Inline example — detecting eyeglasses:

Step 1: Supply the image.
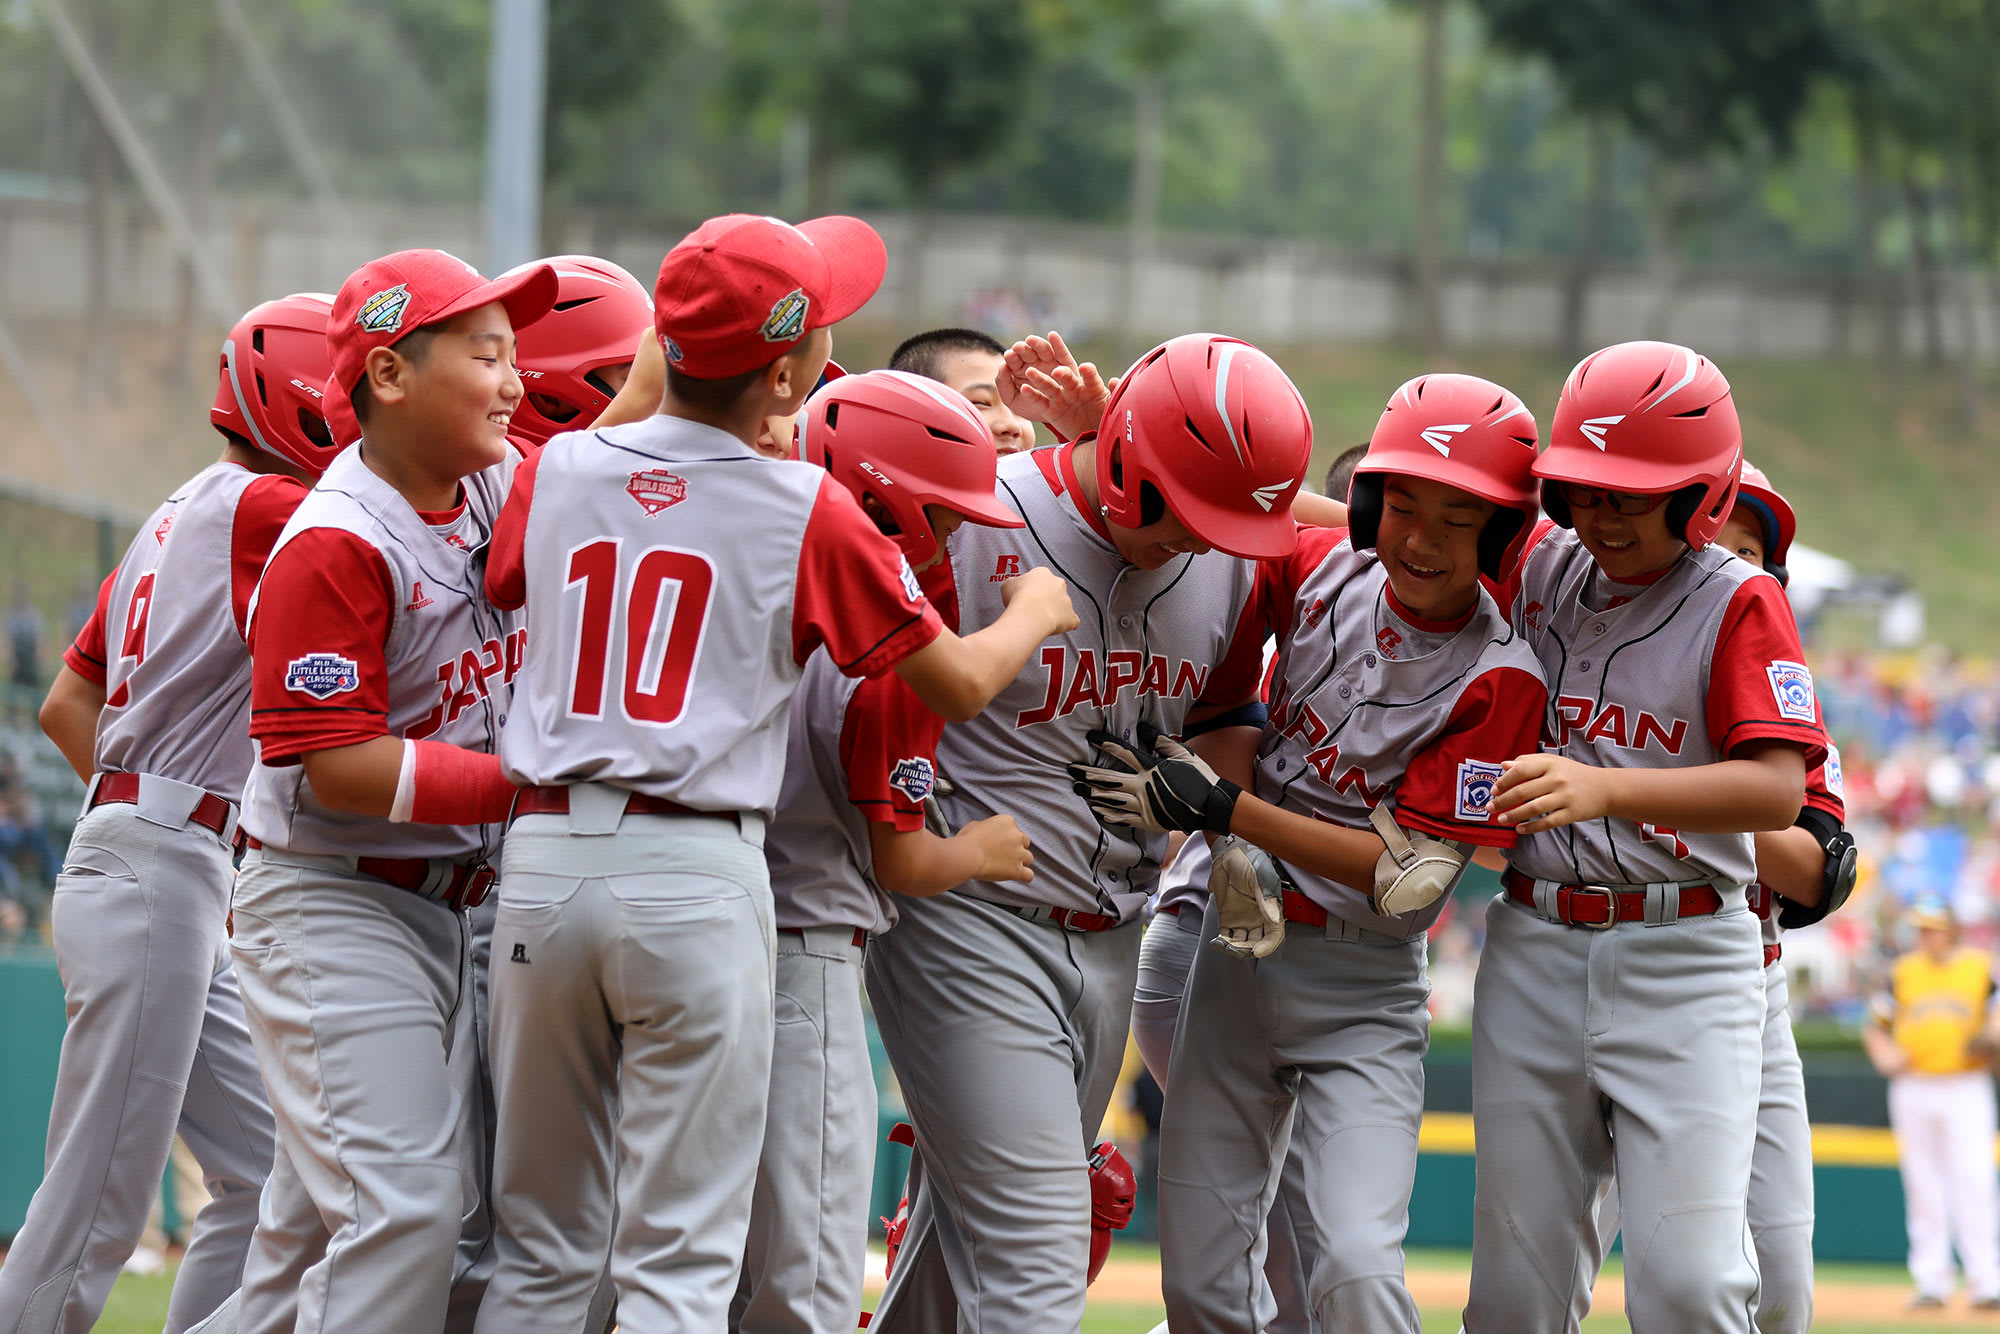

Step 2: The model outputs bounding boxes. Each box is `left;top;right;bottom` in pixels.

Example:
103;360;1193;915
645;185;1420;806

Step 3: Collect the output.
1557;483;1668;516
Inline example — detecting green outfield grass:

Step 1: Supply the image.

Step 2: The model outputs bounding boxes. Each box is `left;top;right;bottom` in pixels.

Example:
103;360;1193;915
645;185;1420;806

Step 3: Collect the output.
91;1253;1941;1334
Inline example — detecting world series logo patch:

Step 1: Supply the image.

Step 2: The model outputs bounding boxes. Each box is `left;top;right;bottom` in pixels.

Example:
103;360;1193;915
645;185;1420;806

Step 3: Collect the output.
890;756;936;803
761;288;809;343
1765;660;1817;724
285;653;360;701
627;468;688;516
1455;758;1502;822
355;283;411;335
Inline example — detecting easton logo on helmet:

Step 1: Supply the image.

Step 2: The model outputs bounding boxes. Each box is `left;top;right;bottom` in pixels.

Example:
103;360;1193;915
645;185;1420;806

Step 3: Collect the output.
1578;414;1625;451
761;289;810;343
1250;482;1288;512
627;469;688;516
355;284;411;335
285;653;361;701
1420;423;1469;457
889;757;936;803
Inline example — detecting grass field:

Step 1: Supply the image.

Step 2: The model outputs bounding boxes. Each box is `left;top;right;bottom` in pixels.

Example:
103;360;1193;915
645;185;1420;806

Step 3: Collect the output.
86;1249;1975;1334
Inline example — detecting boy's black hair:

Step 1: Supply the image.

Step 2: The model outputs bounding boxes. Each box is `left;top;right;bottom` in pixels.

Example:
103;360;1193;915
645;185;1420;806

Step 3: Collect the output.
888;328;1007;383
348;325;441;427
665;362;771;412
1322;442;1370;503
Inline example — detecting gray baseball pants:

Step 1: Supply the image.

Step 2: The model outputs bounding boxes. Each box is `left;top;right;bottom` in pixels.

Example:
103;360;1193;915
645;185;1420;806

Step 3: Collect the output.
1133;904;1320;1334
863;889;1143;1334
732;927;876;1334
476;802;775;1334
1159;899;1427;1334
0;800;273;1334
1465;890;1764;1333
225;846;484;1334
1574;960;1815;1333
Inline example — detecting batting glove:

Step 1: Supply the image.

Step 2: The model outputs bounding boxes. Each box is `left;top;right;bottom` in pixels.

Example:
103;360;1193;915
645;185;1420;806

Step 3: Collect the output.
1067;721;1241;835
1208;835;1286;960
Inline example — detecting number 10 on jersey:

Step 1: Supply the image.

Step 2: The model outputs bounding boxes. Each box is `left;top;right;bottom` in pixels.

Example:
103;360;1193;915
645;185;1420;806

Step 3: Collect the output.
564;539;715;726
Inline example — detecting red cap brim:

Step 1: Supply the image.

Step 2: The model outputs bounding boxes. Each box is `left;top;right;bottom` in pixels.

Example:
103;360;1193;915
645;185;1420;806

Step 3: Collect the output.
431;262;560;334
796;217;886;326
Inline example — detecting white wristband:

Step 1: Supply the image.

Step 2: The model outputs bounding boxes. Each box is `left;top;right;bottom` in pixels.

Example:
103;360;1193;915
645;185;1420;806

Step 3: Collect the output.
388;738;417;824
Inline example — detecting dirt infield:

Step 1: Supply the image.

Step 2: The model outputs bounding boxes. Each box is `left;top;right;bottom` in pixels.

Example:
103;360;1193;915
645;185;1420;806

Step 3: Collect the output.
870;1256;2000;1327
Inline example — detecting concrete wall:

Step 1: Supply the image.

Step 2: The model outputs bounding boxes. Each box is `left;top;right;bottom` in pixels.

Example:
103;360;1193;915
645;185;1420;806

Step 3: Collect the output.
0;194;1990;361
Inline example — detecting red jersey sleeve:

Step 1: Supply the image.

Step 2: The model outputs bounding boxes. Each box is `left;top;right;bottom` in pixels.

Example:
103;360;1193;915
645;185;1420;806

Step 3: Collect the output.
248;528;397;764
794;475;943;678
62;569;116;686
230;474;309;642
838;670;949;833
1393;664;1548;848
1705;578;1828;767
1486;516;1559;619
1248;525;1348;656
484;445;541;612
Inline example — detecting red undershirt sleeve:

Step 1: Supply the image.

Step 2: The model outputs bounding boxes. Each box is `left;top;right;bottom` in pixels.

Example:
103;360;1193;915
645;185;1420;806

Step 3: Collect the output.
230;474;310;642
1394;665;1549;848
1705;577;1828;767
793;475;943;678
838;671;948;833
62;569;116;685
484;445;542;612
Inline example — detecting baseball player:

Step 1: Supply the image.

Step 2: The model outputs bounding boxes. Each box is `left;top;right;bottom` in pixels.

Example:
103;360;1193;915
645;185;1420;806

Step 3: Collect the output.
888;327;1035;453
1465;341;1828;1332
1864;898;2000;1309
502;254;653;448
1571;460;1859;1334
733;369;1040;1334
0;296;336;1334
1073;374;1549;1334
862;331;1312;1333
225;249;558;1334
472;213;1078;1334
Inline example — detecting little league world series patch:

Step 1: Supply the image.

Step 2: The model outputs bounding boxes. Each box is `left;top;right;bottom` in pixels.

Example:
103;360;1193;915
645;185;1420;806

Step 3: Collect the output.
355;283;411;335
1765;660;1817;724
627;468;689;516
1455;758;1503;822
285;653;361;700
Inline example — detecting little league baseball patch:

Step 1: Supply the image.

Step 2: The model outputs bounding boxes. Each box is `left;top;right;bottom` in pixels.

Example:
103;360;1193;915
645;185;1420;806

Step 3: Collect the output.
285;653;361;700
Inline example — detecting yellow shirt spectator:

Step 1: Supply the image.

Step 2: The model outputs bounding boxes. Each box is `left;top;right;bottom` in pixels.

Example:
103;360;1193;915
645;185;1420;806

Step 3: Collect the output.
1876;948;1998;1076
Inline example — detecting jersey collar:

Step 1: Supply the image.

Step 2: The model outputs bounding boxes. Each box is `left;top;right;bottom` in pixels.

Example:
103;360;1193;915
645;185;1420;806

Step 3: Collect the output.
1032;438;1115;544
1383;582;1476;635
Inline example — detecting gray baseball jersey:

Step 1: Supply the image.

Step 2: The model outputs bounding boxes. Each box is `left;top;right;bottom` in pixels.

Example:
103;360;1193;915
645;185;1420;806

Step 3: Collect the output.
0;462;294;1334
242;443;522;859
931;445;1267;919
1502;523;1826;890
1253;526;1546;935
488;417;940;814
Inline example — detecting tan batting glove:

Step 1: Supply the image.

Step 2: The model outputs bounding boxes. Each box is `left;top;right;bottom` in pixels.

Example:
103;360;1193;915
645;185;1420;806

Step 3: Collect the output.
1208;835;1285;961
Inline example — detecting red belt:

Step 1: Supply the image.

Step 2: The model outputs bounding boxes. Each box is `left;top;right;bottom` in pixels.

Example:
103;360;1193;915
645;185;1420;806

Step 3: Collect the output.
1765;942;1783;968
1503;868;1722;928
1748;883;1775;920
779;926;869;948
1156;903;1182;918
89;773;234;837
1281;889;1329;929
1031;905;1120;932
240;835;494;911
512;785;720;822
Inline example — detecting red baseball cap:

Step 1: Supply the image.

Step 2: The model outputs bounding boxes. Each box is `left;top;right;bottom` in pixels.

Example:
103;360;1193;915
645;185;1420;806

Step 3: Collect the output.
327;248;559;399
653;214;886;378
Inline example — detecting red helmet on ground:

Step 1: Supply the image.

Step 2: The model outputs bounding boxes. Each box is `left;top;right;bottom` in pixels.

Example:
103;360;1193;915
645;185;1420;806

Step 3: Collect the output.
1087;1140;1136;1285
502;255;652;447
1732;460;1797;587
212;293;341;478
1094;333;1311;560
798;369;1024;569
1536;340;1743;551
1348;373;1540;579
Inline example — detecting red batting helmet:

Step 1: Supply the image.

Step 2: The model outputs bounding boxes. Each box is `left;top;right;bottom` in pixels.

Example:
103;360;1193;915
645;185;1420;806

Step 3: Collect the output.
798;370;1024;569
1094;334;1311;560
502;255;652;447
1087;1141;1136;1285
1536;340;1743;551
212;293;341;478
1348;373;1540;579
1732;460;1796;587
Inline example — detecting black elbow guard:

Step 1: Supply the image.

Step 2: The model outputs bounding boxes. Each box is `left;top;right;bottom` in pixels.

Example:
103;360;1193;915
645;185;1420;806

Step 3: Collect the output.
1775;804;1858;930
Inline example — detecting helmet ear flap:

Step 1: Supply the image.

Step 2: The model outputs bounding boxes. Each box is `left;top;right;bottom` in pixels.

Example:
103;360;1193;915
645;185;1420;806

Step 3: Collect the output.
1663;484;1708;546
1346;474;1384;552
1540;480;1573;530
1478;509;1527;580
1766;561;1790;590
